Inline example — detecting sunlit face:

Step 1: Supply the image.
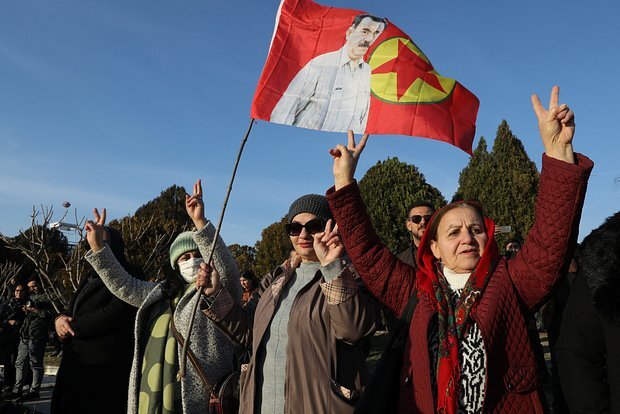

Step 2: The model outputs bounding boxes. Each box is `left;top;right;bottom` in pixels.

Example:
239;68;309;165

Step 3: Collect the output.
406;206;434;247
430;207;488;274
346;17;385;61
176;250;202;266
289;213;320;263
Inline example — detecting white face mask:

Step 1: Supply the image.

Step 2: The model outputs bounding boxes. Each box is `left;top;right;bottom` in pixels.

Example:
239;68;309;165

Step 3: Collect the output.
178;257;204;283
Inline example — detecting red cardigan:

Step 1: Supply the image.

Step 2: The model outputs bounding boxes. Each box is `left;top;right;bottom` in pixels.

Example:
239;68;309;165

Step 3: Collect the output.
327;154;593;413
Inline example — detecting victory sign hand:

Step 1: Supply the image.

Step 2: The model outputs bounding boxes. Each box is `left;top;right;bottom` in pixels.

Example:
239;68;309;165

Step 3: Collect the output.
329;130;369;190
186;179;207;230
531;85;575;164
313;219;344;267
85;208;107;252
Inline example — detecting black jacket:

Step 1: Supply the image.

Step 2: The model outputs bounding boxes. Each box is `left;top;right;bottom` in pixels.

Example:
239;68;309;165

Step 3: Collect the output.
62;275;136;364
51;275;137;414
20;292;54;340
396;244;418;269
556;211;620;414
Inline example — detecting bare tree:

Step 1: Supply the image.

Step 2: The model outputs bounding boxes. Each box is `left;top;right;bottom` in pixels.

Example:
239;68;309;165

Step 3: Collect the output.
0;261;23;300
57;210;87;292
0;205;74;312
112;214;180;281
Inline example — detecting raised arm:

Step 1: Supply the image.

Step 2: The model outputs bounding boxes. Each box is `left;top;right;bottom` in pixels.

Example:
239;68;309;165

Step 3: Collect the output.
85;208;156;307
531;85;575;164
330;130;369;190
185;179;242;302
326;131;417;316
509;86;592;308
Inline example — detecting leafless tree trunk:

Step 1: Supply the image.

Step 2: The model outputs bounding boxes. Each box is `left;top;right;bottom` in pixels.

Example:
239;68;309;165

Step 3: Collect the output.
0;261;23;300
0;205;79;313
116;215;179;281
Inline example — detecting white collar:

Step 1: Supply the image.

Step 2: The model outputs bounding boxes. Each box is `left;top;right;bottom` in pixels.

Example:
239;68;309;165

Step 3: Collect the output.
440;264;471;290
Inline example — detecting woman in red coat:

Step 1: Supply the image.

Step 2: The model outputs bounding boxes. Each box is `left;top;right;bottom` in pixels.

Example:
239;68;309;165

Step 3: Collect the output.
326;86;593;413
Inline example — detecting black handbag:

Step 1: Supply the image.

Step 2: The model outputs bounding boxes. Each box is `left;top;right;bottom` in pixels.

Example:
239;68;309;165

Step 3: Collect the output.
209;371;240;414
354;292;418;414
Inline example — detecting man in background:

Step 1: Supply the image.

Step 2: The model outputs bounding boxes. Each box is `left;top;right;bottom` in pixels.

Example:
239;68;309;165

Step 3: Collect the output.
0;284;27;393
7;279;53;400
397;201;435;269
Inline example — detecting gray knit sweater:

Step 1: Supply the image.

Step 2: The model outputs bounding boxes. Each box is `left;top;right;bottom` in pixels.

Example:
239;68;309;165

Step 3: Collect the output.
86;222;241;414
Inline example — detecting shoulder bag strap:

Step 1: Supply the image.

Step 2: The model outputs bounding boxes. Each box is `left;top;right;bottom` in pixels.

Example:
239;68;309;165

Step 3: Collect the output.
400;290;419;324
391;290;419;348
170;316;212;390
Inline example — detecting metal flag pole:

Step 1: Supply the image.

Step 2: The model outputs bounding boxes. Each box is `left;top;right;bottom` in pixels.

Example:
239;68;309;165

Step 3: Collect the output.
177;118;255;380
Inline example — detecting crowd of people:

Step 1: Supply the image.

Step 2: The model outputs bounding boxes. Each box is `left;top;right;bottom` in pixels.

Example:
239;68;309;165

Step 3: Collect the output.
0;86;617;414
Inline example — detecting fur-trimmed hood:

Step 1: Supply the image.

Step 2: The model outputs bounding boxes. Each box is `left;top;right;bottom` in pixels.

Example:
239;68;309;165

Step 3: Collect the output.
577;210;620;322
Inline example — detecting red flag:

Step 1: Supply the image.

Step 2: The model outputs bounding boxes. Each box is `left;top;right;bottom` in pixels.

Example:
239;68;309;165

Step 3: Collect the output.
251;0;479;154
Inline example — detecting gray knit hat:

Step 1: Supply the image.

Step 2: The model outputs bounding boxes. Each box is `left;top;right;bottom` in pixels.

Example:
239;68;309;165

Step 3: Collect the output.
287;194;333;223
169;231;199;269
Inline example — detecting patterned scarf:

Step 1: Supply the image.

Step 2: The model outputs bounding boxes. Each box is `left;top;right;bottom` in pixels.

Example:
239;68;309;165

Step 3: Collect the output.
416;216;498;414
138;287;185;414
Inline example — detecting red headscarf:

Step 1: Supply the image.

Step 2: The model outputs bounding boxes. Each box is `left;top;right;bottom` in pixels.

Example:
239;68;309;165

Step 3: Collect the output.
415;209;499;414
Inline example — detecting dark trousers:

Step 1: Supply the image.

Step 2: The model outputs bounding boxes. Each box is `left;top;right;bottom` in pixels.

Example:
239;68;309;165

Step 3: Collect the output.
0;334;19;388
13;338;46;393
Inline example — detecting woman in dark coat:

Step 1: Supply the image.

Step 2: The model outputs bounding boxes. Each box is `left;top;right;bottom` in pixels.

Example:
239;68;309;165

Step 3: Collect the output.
556;211;620;413
51;227;140;414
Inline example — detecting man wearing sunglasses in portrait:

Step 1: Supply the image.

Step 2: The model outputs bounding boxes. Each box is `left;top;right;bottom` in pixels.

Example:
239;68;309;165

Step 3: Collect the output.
397;201;436;269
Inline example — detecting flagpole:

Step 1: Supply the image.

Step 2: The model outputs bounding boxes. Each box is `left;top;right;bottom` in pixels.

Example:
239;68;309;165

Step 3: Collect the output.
177;117;255;380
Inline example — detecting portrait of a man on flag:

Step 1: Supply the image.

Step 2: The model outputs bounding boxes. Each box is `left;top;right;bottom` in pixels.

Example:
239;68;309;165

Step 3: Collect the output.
252;0;480;154
270;14;387;134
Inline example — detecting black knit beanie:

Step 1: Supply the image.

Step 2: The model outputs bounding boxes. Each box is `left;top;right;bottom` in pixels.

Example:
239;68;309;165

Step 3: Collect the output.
287;194;333;223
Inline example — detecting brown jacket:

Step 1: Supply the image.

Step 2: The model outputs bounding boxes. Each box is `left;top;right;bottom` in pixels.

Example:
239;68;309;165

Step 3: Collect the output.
204;258;377;414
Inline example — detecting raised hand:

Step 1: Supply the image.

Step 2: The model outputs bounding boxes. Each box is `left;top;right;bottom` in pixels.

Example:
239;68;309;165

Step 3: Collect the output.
196;261;221;296
329;130;369;190
313;219;344;266
85;208;107;252
186;179;207;230
531;85;575;164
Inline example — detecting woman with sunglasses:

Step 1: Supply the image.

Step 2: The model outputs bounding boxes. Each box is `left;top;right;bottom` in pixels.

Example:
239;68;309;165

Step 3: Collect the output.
325;86;593;413
198;194;377;414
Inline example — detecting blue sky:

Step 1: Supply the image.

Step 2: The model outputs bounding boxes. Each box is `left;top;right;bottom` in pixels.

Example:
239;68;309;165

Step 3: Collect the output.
1;0;619;247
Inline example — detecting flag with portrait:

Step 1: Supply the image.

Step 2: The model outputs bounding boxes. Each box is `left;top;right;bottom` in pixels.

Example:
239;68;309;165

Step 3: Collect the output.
251;0;479;154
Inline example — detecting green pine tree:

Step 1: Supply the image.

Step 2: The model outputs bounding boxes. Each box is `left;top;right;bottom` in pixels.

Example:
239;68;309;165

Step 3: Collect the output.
454;121;540;248
229;243;257;275
453;137;491;203
358;157;446;254
253;218;291;278
109;185;192;280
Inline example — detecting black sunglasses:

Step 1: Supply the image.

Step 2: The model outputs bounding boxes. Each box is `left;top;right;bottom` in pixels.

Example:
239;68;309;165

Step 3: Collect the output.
409;214;433;224
285;219;325;236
